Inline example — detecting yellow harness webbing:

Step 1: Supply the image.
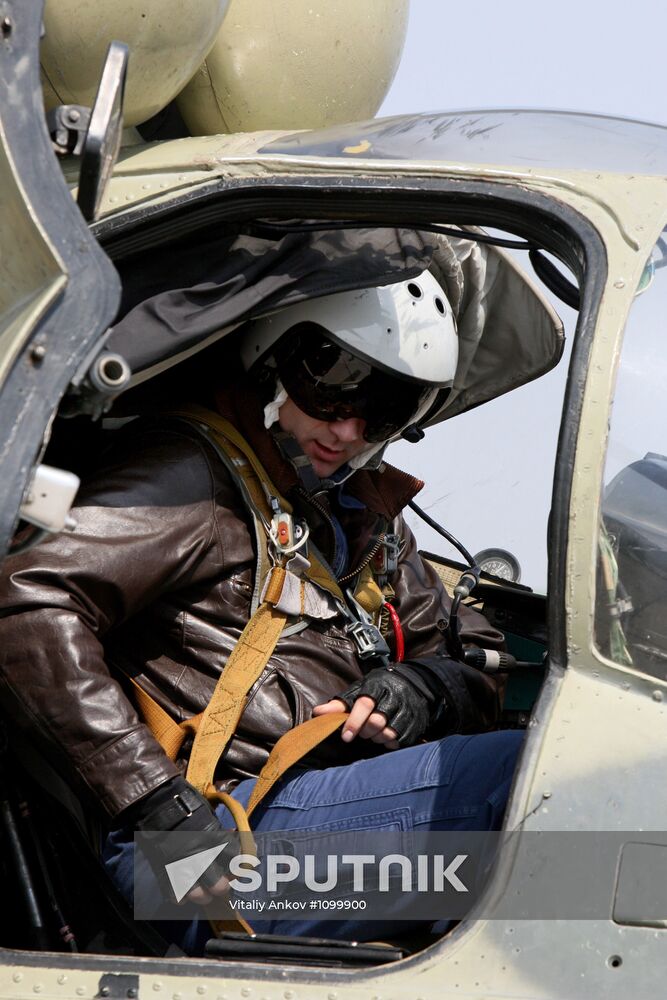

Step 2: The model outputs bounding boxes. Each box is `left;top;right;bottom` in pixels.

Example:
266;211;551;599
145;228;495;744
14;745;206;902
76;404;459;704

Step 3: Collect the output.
244;711;348;819
169;406;347;604
205;711;349;938
186;594;287;797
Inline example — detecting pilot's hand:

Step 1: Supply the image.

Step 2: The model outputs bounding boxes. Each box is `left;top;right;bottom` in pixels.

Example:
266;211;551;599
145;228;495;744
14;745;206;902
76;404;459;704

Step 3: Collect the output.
314;660;449;749
313;694;400;749
128;776;230;905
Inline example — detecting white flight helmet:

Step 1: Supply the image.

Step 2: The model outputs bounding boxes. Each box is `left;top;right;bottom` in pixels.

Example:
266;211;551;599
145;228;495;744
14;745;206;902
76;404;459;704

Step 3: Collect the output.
241;272;458;445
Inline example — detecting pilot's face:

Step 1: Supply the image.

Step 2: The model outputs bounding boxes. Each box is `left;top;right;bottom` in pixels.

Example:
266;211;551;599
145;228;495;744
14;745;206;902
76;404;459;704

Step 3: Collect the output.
278;396;367;477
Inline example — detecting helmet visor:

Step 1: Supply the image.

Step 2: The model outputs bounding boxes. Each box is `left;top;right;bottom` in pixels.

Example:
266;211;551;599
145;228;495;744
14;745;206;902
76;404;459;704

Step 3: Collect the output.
273;324;434;443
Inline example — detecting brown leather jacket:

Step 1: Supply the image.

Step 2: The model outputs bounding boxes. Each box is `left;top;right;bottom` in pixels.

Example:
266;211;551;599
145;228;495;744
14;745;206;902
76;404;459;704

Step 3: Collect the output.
0;387;504;821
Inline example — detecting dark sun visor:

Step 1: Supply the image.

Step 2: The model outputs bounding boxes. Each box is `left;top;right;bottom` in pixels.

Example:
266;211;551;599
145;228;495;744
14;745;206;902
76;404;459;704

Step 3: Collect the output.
274;324;434;442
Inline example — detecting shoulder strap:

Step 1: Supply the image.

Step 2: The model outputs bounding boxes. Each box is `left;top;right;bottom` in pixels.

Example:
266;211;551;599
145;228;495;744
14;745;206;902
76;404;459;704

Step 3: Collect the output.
128;406;348;792
169;405;281;614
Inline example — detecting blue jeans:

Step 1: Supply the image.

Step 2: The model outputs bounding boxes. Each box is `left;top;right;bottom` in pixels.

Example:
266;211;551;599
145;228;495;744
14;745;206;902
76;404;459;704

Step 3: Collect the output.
104;730;522;953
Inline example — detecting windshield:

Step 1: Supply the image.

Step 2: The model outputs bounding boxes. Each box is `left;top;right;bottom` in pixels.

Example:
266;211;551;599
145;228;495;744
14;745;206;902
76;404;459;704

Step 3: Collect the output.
389;241;576;594
595;231;667;676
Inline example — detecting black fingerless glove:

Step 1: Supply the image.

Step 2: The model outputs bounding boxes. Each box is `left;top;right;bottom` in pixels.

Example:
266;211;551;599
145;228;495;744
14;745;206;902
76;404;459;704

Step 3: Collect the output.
336;659;449;747
127;776;230;899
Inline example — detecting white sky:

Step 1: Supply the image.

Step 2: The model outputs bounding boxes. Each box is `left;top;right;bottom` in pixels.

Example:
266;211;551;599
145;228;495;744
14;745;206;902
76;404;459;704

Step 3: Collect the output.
380;1;667;125
375;0;666;592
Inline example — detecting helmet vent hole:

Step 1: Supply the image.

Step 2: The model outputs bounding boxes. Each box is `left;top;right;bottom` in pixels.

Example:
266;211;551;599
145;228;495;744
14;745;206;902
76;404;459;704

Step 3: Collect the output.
386;328;392;334
435;297;446;315
407;282;423;299
423;343;429;350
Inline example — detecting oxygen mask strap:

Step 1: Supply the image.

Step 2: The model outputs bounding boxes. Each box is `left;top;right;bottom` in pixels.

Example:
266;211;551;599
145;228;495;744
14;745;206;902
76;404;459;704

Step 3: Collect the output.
272;428;323;495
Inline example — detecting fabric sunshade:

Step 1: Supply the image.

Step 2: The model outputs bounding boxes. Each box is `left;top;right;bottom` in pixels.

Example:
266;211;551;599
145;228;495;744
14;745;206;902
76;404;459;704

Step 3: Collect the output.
106;224;564;423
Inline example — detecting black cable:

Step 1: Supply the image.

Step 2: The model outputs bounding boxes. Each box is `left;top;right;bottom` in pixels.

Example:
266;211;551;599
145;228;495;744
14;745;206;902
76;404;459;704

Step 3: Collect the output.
246;220;535;251
528;248;580;310
0;794;50;950
248;220;585;309
19;796;78;953
408;499;476;567
449;593;463;660
407;500;482;661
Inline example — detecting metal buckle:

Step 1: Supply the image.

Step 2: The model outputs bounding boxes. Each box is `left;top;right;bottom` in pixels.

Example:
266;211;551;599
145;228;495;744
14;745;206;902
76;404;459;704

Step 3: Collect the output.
344;588;391;663
371;533;402;578
173;792;194;819
383;533;401;575
345;620;388;660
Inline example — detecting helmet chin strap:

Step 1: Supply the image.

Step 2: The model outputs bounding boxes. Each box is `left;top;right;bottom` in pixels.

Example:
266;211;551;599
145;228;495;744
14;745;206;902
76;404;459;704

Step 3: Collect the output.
264;380;324;494
264;380;386;495
271;427;325;495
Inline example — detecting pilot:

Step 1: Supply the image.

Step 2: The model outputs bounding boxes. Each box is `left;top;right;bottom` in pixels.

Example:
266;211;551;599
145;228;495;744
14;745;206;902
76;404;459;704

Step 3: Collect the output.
0;272;522;950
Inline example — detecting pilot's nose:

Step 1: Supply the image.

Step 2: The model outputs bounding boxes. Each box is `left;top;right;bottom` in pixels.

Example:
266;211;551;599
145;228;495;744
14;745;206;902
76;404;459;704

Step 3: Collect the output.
332;416;366;443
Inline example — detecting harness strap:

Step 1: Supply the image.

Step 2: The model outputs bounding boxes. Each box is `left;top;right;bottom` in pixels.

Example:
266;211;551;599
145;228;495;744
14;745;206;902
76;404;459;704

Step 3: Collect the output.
129;676;198;761
204;712;348;938
170;404;292;515
170;405;347;606
187;594;287;796
129;578;288;941
245;711;348;819
127;569;288;789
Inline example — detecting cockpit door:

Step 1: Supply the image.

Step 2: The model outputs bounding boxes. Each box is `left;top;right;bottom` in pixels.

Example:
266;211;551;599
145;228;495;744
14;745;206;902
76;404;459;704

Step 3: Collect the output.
0;0;120;558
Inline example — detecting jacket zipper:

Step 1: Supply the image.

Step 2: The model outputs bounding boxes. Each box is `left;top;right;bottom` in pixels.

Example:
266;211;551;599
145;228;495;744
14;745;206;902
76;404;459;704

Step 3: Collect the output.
338;533;385;585
295;486;385;586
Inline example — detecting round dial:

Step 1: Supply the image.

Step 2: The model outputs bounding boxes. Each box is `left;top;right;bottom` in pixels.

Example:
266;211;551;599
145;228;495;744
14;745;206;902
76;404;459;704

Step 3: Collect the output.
474;548;522;583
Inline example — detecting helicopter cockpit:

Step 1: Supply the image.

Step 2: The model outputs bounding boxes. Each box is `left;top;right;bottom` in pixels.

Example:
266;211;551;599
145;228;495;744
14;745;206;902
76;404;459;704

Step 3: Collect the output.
5;5;667;996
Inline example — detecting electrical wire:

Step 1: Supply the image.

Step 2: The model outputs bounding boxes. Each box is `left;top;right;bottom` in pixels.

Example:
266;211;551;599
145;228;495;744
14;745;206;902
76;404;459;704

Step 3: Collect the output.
407;499;476;567
407;500;481;661
246;219;535;251
528;248;580;310
246;221;583;309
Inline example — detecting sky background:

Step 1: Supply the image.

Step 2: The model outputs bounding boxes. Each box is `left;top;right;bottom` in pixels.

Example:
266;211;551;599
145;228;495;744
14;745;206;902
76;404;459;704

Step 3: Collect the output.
374;0;665;592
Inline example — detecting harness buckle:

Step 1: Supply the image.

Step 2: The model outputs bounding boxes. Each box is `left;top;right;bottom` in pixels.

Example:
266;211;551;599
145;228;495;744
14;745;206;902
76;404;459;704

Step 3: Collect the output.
371;533;402;578
346;619;391;662
269;498;309;560
344;588;391;665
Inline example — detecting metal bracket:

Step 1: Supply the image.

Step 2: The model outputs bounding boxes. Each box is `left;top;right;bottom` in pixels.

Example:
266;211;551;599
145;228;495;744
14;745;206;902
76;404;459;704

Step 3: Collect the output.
371;532;402;578
62;328;132;418
96;974;139;1000
77;40;128;221
19;464;79;534
47;104;92;156
346;619;390;662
